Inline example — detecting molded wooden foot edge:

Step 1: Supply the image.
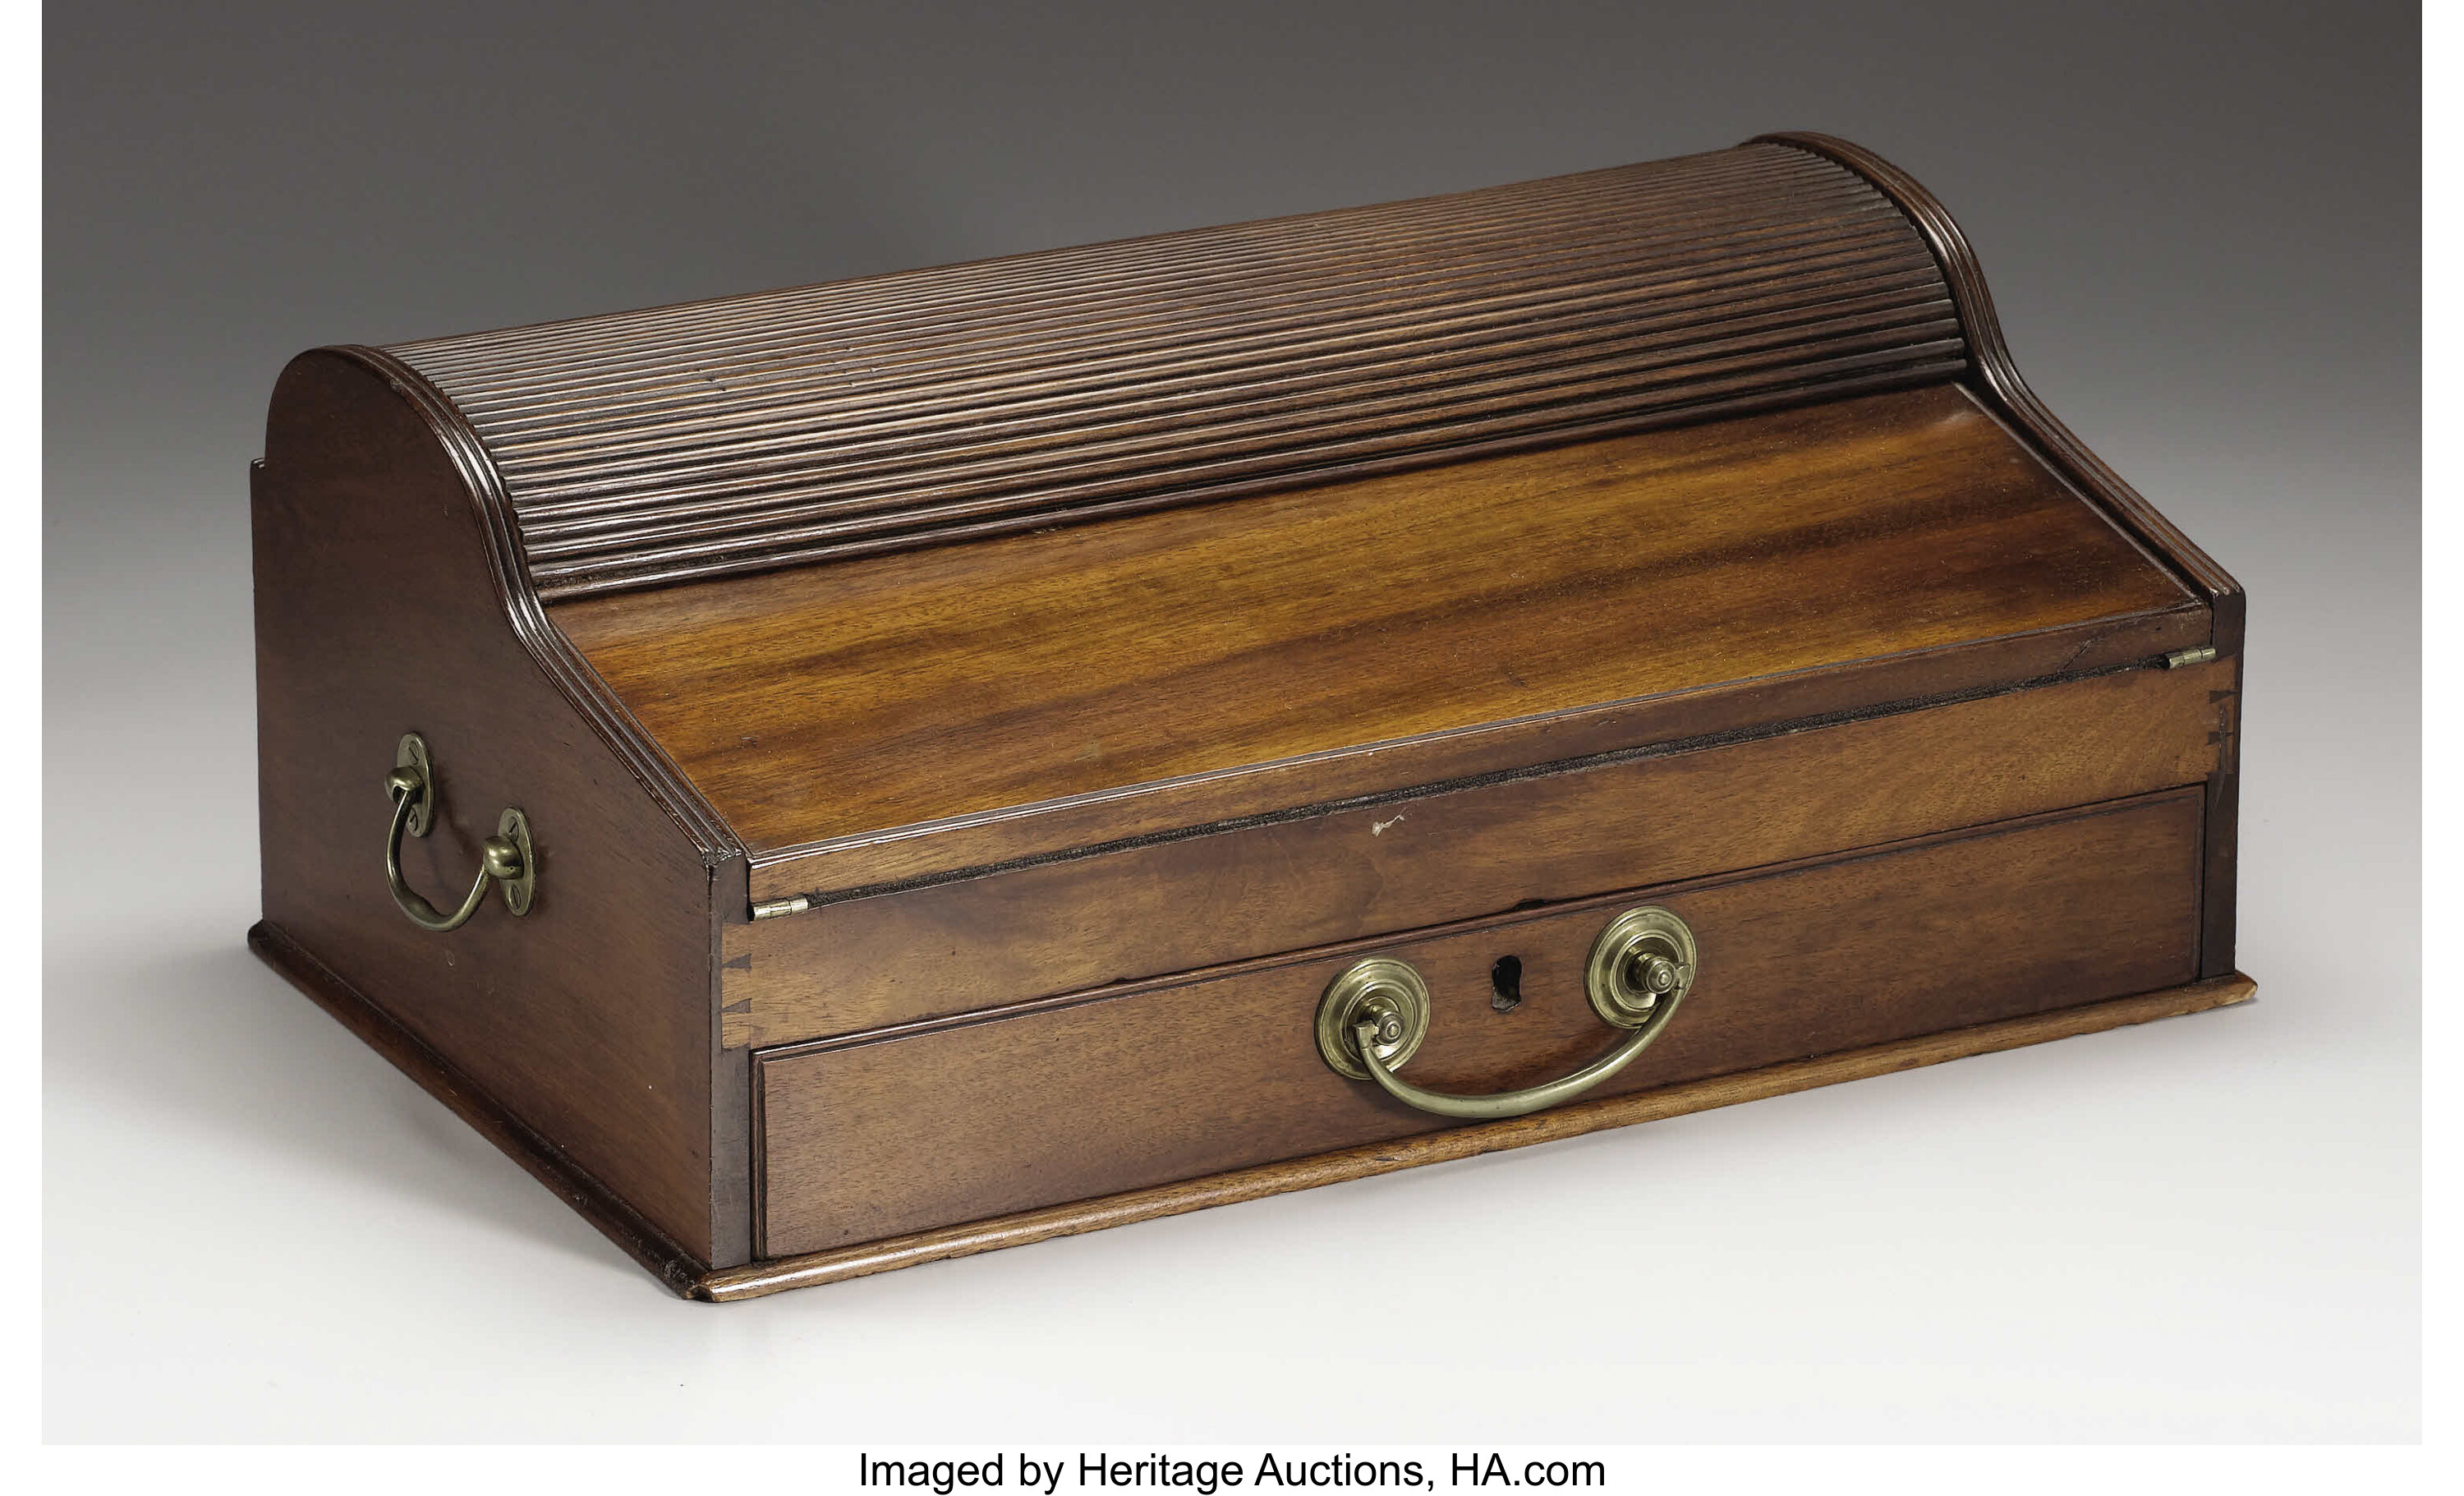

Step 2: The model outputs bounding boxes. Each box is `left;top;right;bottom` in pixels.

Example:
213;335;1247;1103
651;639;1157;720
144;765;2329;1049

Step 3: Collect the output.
247;919;714;1296
696;972;2255;1301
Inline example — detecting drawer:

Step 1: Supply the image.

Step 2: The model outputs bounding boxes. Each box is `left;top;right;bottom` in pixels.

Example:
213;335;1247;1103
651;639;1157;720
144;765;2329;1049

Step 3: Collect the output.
724;661;2229;1050
753;789;2203;1257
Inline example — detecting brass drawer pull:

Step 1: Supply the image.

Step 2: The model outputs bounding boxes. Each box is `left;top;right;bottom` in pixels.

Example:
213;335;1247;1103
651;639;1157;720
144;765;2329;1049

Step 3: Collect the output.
1315;907;1694;1120
383;733;535;932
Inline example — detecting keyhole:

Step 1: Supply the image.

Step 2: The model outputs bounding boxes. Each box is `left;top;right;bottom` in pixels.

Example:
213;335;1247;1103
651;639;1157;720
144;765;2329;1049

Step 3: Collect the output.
1490;955;1524;1012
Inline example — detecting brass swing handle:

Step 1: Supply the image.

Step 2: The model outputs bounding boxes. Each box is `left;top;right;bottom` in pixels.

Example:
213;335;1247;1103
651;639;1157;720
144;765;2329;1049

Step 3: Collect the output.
384;733;535;932
1314;907;1695;1121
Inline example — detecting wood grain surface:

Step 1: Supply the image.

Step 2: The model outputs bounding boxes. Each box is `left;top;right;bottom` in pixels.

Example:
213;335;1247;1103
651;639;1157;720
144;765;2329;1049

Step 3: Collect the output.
554;384;2197;874
755;789;2204;1255
712;970;2252;1298
387;142;1964;600
247;134;2250;1300
253;351;731;1264
731;600;2204;904
248;921;715;1291
1759;132;2248;976
723;659;2229;1050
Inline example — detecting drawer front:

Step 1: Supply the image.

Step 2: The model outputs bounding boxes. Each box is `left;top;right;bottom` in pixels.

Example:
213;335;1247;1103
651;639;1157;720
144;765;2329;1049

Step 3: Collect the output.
725;661;2230;1050
754;789;2203;1257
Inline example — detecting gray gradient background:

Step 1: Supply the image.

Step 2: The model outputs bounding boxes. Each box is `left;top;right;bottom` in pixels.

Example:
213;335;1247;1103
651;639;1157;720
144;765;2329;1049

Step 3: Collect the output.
44;1;2419;1442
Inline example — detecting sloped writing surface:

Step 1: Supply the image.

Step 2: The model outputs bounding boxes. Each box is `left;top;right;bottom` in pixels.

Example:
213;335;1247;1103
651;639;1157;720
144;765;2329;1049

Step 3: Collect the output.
550;383;2195;858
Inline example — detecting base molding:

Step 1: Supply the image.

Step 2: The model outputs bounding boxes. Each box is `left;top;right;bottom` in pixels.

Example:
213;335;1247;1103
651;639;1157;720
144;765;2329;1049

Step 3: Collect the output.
250;918;2250;1302
248;920;715;1294
697;973;2255;1300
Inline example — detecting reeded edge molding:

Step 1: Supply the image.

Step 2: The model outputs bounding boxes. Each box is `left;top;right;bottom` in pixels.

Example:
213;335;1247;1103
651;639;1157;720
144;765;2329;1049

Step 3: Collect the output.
324;138;2243;880
1754;132;2246;656
248;920;715;1296
522;368;1968;603
324;345;744;865
699;973;2255;1300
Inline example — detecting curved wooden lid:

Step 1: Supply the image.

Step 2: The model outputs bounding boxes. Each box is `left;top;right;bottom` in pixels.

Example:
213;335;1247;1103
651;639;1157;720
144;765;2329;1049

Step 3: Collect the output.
548;384;2204;895
382;141;1965;601
283;136;2234;896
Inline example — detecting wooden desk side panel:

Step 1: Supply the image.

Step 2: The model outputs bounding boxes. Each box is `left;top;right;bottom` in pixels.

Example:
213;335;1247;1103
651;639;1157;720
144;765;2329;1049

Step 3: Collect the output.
724;659;2229;1049
756;790;2204;1255
251;351;727;1264
1758;133;2248;977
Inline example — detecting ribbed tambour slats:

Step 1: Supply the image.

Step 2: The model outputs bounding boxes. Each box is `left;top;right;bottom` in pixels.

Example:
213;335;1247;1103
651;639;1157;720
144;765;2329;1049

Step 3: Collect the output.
386;141;1965;601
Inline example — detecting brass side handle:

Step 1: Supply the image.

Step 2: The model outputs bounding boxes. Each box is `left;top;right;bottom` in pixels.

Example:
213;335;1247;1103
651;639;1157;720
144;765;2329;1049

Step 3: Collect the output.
384;733;535;932
1315;907;1695;1120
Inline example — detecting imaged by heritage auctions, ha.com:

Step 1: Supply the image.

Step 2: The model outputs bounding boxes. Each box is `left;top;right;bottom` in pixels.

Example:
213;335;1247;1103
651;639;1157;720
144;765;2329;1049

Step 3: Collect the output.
246;131;2248;1299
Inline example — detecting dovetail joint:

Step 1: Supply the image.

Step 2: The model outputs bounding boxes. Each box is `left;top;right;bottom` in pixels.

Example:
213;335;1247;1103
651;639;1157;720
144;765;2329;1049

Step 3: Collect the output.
751;895;812;921
2163;645;2219;670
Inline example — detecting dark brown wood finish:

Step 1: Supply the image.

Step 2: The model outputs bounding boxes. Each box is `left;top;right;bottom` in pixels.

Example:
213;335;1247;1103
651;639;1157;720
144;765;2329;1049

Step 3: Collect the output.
249;922;712;1291
705;854;752;1265
388;143;1964;599
252;351;735;1265
712;972;2252;1300
331;348;741;859
728;583;2202;904
1755;136;2241;633
248;134;2248;1297
724;659;2229;1050
551;384;2199;890
1757;132;2246;976
2200;658;2244;978
756;790;2204;1256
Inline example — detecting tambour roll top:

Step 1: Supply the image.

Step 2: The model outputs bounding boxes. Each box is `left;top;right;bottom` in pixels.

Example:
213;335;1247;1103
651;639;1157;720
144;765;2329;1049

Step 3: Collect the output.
249;132;2244;1296
374;140;1966;600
